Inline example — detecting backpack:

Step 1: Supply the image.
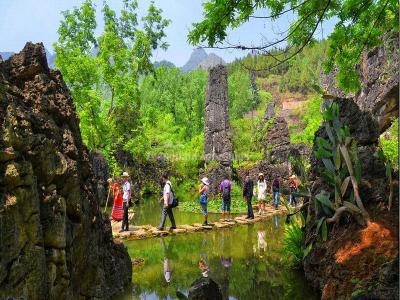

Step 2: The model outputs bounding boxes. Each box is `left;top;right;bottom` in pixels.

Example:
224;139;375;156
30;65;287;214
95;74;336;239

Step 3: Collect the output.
222;181;231;201
166;183;179;208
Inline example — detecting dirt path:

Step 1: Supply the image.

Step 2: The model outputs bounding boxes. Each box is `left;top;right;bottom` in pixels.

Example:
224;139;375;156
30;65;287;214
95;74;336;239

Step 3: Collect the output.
112;204;293;241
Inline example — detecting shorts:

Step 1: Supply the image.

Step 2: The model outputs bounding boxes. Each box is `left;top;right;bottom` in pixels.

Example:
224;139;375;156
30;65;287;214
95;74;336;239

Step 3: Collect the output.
221;199;231;212
201;203;208;216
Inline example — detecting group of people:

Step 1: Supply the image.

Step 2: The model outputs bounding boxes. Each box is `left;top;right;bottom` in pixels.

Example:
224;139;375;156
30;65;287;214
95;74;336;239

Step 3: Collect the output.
109;171;300;232
110;172;177;232
196;172;299;225
197;175;233;226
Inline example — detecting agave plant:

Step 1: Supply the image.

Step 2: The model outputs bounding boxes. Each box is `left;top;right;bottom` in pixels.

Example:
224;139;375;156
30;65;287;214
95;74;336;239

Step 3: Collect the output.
313;103;370;238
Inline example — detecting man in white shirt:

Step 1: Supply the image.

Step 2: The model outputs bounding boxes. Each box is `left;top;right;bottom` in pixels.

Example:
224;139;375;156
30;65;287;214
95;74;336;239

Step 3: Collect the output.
157;174;176;231
120;172;131;232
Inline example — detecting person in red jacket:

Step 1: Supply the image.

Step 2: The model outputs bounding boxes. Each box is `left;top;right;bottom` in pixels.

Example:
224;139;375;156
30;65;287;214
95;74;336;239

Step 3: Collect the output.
111;177;124;221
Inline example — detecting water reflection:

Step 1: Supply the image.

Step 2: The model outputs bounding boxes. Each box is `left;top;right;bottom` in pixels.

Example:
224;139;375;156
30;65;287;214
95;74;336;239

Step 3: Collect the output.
115;208;317;300
161;239;173;283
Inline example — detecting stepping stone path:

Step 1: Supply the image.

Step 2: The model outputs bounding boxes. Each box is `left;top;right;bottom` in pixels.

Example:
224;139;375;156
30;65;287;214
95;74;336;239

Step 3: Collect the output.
112;204;294;240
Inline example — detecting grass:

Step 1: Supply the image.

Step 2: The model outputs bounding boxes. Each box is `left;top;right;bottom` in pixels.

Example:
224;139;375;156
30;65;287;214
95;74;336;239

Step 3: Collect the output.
179;197;250;214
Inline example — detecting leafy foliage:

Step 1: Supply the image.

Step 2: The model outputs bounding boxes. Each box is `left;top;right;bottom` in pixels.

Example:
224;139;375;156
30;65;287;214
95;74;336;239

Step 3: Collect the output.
314;102;369;230
290;96;322;145
189;0;399;92
54;0;170;155
379;118;399;170
282;221;305;267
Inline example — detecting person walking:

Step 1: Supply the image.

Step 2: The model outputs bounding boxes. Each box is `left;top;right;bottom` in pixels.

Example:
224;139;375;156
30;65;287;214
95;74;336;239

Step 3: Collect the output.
220;175;232;221
199;177;210;226
242;173;254;219
111;177;124;221
271;173;282;209
256;173;267;215
288;174;299;207
157;174;177;231
120;172;131;232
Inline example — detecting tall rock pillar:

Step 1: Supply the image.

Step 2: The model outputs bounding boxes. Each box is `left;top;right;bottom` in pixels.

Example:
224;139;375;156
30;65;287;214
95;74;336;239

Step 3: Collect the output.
204;65;232;195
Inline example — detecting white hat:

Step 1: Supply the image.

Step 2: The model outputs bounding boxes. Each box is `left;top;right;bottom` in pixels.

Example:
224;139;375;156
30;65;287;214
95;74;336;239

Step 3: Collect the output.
201;177;210;185
122;172;129;177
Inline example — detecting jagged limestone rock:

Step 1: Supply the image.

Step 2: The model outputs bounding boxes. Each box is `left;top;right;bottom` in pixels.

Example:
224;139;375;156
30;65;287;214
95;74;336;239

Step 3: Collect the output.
305;33;399;300
204;65;232;194
0;42;131;300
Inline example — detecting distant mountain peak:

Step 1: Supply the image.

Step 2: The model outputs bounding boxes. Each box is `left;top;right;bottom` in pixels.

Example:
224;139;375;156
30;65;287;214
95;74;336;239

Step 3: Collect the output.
198;53;226;71
181;48;208;73
154;60;175;69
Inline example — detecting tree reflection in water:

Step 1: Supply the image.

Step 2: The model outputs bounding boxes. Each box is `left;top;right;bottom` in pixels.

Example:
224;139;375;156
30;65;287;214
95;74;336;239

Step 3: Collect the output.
116;213;317;300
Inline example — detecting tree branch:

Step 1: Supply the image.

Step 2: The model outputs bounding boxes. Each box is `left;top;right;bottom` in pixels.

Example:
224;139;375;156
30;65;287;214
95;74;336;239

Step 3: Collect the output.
199;4;327;52
249;0;311;19
240;0;332;72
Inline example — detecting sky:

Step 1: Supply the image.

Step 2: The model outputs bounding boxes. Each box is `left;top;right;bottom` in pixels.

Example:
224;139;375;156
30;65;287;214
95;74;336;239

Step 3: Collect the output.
0;0;336;67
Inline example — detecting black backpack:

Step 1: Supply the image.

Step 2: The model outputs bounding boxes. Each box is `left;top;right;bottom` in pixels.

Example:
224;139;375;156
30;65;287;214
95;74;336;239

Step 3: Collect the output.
166;183;179;208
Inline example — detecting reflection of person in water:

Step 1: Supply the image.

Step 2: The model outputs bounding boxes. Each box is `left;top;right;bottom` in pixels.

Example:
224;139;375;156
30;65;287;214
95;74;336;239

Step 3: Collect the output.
245;224;254;266
257;224;267;257
273;214;279;228
177;258;222;300
161;237;175;284
199;259;209;278
219;230;233;300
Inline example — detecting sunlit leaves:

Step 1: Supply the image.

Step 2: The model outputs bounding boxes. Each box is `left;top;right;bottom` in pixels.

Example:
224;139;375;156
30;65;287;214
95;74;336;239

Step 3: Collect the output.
189;0;399;92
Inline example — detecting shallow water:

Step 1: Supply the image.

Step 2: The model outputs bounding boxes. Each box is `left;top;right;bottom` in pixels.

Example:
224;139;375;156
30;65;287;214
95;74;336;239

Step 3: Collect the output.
114;199;317;300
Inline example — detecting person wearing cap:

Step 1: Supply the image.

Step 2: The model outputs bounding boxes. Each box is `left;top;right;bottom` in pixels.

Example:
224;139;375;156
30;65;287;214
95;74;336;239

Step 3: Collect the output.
199;177;210;226
242;172;254;219
271;173;282;209
256;173;267;215
120;172;131;232
157;174;177;231
288;174;299;206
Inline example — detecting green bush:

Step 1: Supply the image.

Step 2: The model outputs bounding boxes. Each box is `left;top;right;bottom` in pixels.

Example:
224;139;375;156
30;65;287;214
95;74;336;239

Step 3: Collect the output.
380;118;398;170
282;221;305;268
290;96;322;146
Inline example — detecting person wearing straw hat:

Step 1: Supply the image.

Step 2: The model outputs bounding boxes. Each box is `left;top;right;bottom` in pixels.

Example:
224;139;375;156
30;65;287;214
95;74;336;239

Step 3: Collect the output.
288;174;299;207
199;177;210;226
120;171;131;232
256;173;267;215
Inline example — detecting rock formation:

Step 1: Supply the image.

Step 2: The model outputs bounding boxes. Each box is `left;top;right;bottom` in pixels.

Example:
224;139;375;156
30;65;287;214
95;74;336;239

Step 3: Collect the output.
188;277;222;300
0;43;131;299
89;150;109;206
304;33;399;299
321;32;398;134
204;65;232;194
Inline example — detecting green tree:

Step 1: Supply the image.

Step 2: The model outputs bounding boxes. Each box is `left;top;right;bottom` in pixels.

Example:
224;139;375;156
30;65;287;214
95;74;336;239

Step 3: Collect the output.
54;0;170;154
188;0;398;92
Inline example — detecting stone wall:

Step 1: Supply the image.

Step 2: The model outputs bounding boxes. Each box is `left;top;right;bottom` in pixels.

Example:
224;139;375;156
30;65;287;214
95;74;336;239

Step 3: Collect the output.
204;65;232;194
0;43;131;299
